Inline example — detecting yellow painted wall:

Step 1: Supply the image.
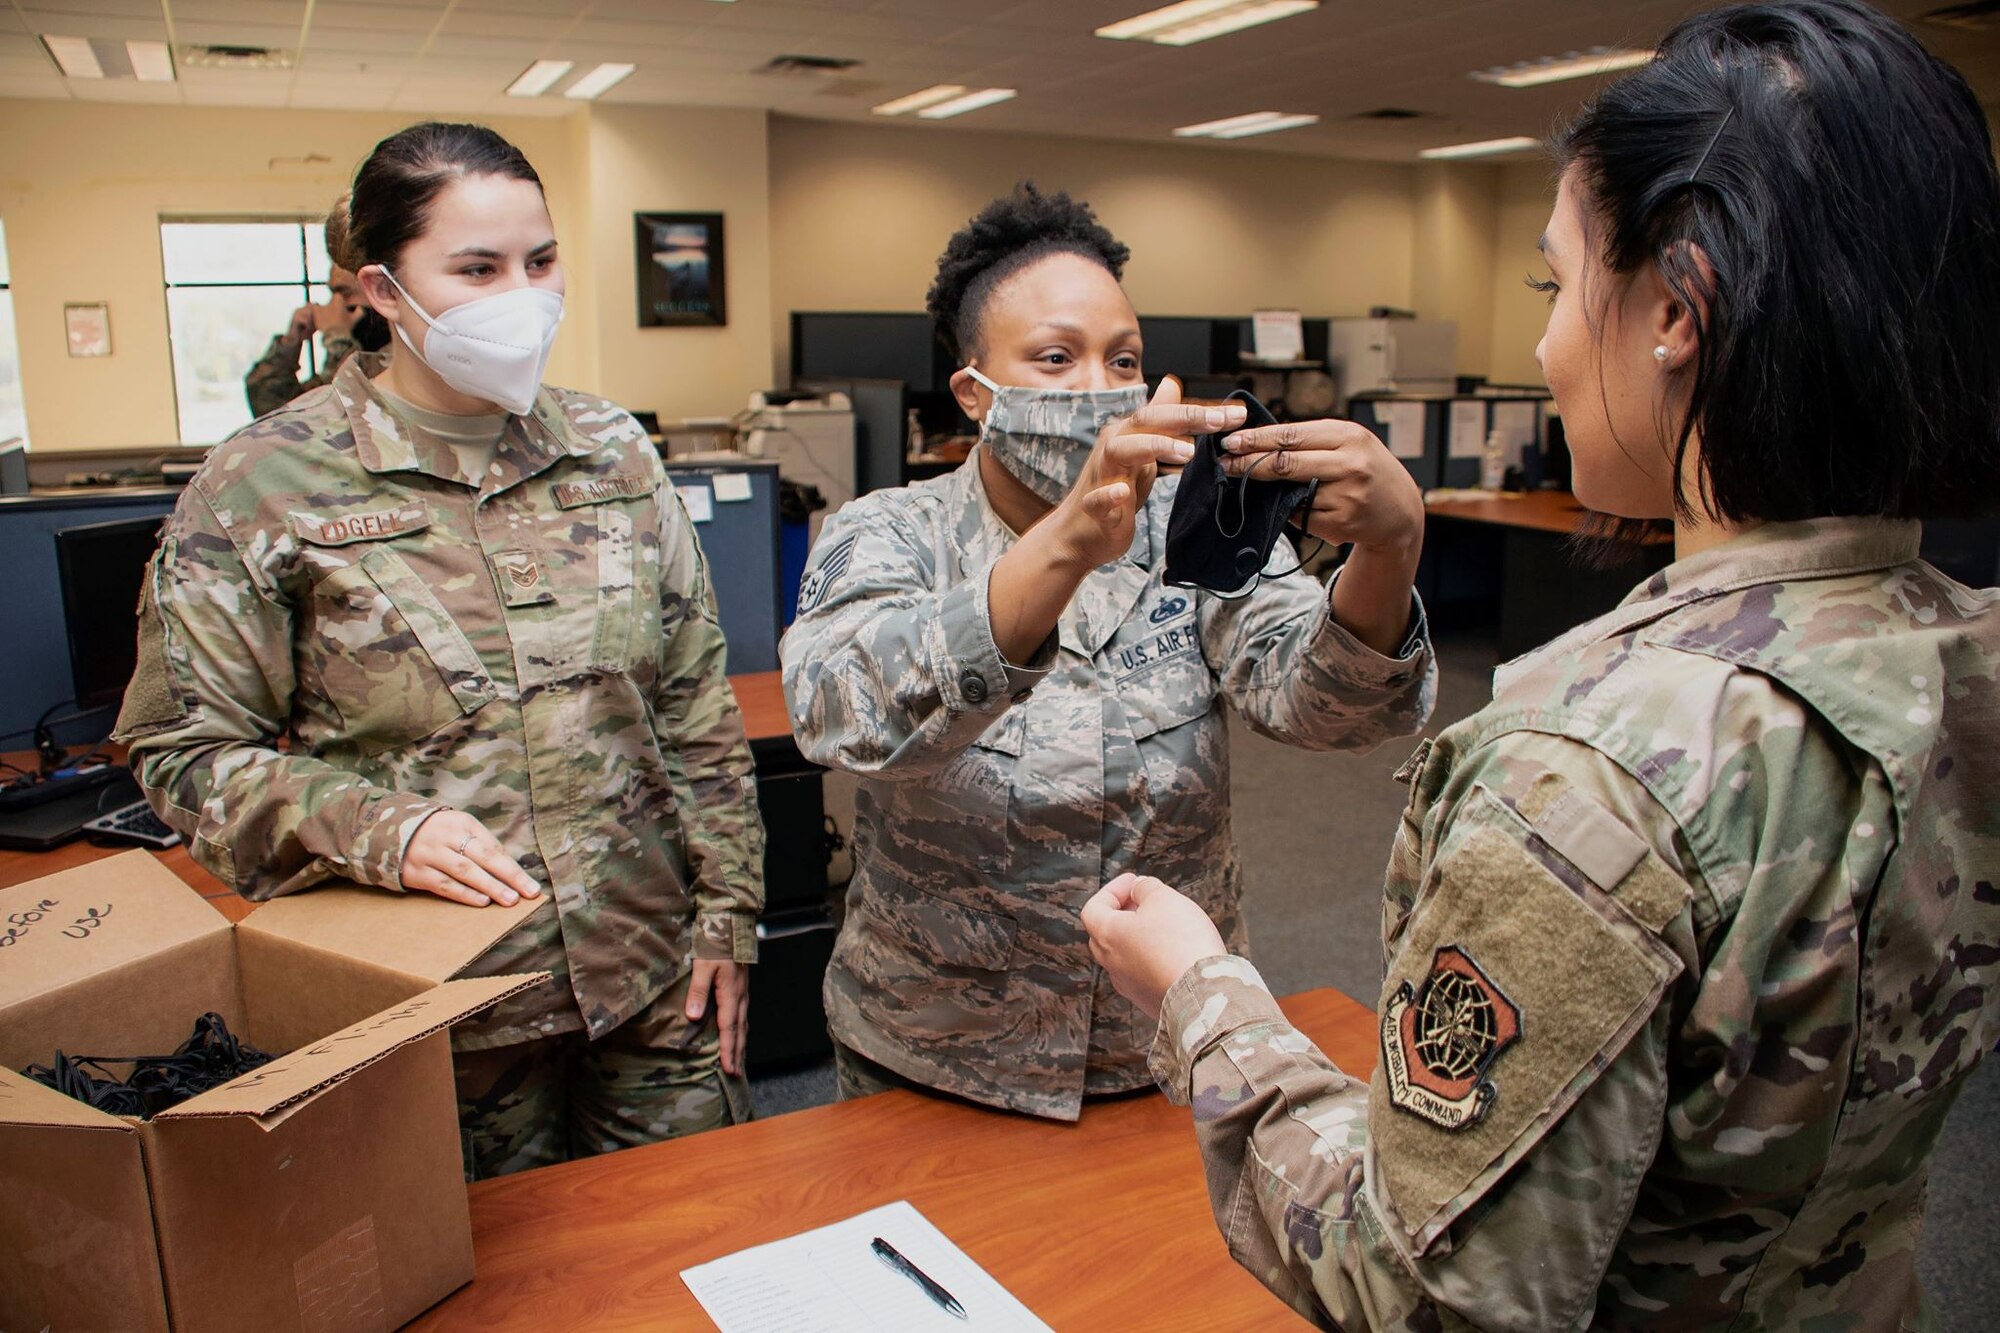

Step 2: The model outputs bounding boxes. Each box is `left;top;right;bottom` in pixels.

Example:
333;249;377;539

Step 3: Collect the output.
2;96;1549;451
1411;162;1499;378
766;116;1420;387
1487;160;1558;387
581;105;773;425
0;100;585;452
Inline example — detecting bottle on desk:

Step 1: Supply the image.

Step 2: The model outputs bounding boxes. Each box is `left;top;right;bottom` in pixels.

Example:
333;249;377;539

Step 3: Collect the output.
1480;428;1507;492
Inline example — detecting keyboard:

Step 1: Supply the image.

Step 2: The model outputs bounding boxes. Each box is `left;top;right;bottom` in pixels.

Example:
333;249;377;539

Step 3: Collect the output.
0;765;122;813
84;800;182;850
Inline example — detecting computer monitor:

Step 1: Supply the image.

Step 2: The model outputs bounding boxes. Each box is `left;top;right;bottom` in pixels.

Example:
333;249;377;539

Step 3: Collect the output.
54;514;165;712
0;438;26;495
1137;317;1216;383
791;312;942;390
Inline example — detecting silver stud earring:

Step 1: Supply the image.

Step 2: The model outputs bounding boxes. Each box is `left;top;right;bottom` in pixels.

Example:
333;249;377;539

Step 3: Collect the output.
1653;345;1670;363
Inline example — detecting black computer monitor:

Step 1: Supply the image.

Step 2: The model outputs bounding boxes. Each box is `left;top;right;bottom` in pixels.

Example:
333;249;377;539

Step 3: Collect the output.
0;438;26;495
54;514;165;712
1137;317;1216;383
791;312;942;390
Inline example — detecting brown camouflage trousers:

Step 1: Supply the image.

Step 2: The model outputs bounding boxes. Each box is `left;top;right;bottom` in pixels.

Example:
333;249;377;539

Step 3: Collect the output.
454;971;751;1180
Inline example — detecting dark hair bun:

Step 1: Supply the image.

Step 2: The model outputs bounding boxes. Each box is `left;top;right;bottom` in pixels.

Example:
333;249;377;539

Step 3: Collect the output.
925;182;1131;363
323;192;362;273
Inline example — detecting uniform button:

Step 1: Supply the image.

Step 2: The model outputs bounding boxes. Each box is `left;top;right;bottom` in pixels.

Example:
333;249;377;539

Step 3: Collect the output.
960;671;989;704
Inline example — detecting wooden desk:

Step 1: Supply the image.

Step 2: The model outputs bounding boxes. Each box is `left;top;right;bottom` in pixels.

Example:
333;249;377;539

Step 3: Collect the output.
1424;487;1592;536
1421;490;1672;659
726;669;793;745
411;986;1375;1332
0;674;797;909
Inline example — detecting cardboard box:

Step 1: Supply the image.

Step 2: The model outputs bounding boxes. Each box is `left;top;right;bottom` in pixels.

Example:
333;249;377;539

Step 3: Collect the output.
0;852;549;1332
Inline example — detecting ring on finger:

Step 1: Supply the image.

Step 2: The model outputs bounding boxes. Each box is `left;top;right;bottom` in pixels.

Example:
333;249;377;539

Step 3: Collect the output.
456;833;475;857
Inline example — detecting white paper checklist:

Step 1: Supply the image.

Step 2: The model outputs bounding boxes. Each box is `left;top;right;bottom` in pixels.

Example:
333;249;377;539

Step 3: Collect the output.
681;1200;1052;1333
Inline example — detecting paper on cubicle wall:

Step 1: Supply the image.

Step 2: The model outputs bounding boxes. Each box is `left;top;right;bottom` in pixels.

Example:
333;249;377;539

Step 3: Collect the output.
1448;400;1490;460
1490;400;1539;465
681;1200;1052;1333
1375;401;1427;460
678;483;715;523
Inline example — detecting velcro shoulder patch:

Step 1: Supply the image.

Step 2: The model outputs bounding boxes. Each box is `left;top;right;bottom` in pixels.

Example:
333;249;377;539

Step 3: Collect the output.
1371;782;1685;1255
286;501;430;547
552;473;653;509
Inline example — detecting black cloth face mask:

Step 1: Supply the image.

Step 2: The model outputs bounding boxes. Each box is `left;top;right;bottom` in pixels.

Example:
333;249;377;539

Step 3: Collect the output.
1163;390;1319;597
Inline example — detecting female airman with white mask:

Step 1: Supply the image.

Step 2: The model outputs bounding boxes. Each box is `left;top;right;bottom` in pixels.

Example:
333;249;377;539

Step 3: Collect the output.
117;122;768;1178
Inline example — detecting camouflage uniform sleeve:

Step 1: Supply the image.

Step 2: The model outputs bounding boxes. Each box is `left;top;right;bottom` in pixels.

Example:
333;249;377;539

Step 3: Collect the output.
780;495;1057;780
650;474;766;963
243;333;307;419
112;484;448;899
1200;559;1436;753
321;331;357;372
1151;733;1701;1331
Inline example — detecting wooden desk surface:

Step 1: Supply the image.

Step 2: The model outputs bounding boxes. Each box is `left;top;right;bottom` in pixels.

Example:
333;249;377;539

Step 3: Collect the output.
0;673;794;905
726;670;792;745
410;986;1376;1332
1424;488;1591;536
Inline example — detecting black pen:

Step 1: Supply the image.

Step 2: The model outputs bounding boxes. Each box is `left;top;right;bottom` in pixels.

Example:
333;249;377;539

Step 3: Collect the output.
871;1236;968;1321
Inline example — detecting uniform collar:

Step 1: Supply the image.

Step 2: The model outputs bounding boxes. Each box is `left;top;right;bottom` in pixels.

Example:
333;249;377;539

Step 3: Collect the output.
947;448;1159;657
331;351;598;490
1496;516;1923;695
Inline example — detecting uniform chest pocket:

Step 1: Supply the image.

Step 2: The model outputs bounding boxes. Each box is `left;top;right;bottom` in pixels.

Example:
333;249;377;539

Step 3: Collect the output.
306;542;496;755
1120;677;1222;853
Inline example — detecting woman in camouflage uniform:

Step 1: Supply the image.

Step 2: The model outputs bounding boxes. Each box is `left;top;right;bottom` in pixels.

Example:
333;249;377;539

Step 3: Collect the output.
1088;2;2000;1327
782;185;1436;1120
117;123;765;1179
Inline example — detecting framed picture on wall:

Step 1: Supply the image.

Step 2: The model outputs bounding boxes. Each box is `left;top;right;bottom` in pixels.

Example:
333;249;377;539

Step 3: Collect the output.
64;302;112;357
636;212;726;327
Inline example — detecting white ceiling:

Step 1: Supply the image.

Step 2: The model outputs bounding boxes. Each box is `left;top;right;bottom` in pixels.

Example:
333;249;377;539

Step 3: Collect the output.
1;0;1994;160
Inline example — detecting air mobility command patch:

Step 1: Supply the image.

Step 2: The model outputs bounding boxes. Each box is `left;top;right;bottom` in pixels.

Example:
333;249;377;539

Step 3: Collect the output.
1382;945;1520;1130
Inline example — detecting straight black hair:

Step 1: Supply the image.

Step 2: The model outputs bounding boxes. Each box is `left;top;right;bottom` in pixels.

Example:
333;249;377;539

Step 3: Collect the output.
333;122;543;274
1553;0;2000;525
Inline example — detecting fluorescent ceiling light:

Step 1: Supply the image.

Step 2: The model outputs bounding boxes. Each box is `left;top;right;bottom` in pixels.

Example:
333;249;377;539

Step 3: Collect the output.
1176;110;1318;139
915;88;1016;120
563;61;635;100
1175;111;1286;137
1420;136;1541;160
1098;0;1317;47
1472;49;1652;88
126;40;175;83
1212;113;1318;139
873;84;967;116
43;35;104;79
507;59;573;97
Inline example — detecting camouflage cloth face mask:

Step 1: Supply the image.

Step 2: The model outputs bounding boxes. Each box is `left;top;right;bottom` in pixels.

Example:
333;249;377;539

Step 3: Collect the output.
967;366;1148;504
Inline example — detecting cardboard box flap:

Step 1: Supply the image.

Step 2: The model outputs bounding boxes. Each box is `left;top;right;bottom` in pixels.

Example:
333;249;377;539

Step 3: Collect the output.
154;973;547;1122
237;883;548;984
0;852;228;1008
0;1064;132;1131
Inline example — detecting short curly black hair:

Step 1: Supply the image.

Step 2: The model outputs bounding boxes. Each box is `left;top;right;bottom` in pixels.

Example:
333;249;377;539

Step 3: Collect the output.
925;182;1131;364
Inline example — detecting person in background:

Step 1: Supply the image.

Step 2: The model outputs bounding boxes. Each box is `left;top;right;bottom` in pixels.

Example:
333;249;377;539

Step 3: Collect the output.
1084;1;2000;1326
243;198;390;418
781;184;1434;1121
118;122;765;1178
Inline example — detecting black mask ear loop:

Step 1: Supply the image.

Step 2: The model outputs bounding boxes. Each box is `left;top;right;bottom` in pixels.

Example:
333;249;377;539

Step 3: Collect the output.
1207;450;1323;599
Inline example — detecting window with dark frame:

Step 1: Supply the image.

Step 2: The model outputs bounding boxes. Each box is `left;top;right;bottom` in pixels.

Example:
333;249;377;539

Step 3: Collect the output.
160;218;335;445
